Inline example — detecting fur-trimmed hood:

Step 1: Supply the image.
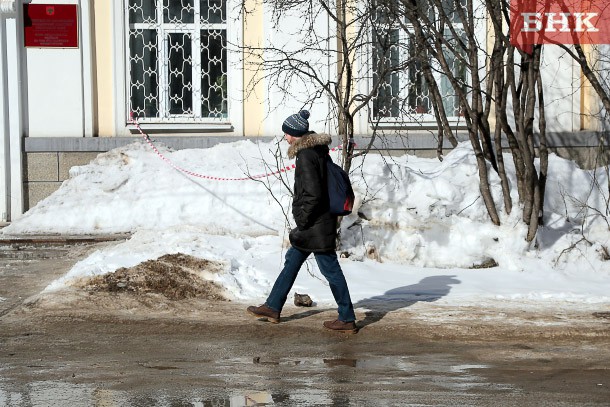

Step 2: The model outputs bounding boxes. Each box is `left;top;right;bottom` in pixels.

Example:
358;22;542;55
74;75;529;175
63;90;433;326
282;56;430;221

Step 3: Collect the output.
287;133;332;159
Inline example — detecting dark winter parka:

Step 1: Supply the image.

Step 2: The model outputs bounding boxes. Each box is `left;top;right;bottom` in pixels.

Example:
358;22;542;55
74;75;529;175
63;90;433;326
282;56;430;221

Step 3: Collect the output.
287;132;338;252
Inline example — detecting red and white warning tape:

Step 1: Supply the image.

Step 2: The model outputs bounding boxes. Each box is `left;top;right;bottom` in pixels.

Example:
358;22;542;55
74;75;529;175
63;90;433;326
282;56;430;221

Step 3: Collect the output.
130;116;347;181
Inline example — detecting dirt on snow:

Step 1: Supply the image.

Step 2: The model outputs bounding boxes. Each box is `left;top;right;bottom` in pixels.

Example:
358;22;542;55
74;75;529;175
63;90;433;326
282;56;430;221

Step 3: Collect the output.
79;253;228;301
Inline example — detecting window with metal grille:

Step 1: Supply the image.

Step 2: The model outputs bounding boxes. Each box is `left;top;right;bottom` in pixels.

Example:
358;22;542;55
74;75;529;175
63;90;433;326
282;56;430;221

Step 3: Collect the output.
127;0;228;121
371;0;468;121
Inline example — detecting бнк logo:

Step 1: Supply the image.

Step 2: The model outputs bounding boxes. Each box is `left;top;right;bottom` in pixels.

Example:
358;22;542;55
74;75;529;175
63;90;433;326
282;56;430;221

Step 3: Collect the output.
510;0;610;50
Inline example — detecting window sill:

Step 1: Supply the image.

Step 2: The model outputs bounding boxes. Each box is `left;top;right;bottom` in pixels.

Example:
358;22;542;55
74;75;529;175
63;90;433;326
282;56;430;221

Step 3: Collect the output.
370;118;467;131
126;123;234;134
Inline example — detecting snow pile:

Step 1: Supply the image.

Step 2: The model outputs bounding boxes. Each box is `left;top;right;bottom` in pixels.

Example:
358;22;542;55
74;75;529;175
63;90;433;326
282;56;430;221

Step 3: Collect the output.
3;139;609;308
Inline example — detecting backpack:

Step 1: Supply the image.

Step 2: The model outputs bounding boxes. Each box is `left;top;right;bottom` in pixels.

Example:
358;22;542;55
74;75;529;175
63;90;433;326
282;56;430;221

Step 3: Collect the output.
326;156;355;216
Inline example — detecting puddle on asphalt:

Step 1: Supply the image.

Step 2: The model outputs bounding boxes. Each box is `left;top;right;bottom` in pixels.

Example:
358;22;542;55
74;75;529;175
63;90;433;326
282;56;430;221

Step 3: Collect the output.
249;355;453;371
0;356;514;406
0;383;287;407
0;378;515;407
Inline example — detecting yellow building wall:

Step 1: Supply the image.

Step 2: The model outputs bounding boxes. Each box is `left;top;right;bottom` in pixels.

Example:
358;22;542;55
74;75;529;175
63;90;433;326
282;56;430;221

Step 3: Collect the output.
93;0;114;137
580;45;602;131
242;0;265;136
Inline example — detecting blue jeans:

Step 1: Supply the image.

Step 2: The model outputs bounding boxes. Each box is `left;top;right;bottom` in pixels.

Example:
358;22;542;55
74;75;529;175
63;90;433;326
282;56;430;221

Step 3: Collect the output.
265;246;356;322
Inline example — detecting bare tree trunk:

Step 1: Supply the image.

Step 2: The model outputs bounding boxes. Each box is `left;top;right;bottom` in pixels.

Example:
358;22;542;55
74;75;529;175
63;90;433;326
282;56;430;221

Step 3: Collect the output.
535;67;548;226
463;109;501;225
490;27;512;214
500;45;526;201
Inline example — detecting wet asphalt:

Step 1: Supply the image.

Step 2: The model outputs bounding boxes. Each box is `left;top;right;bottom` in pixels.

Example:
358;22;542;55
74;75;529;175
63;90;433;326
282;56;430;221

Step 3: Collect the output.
0;240;609;406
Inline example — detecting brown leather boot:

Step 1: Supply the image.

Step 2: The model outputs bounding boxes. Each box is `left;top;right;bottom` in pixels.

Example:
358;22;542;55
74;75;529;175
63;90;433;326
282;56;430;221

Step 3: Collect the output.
247;304;280;324
323;319;358;334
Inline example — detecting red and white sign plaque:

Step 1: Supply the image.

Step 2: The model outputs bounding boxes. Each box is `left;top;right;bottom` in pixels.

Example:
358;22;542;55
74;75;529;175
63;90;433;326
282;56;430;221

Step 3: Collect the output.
24;4;79;48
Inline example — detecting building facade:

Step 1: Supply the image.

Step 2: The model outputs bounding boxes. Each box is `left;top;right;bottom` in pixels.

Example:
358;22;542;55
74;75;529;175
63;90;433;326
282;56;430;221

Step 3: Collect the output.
0;0;605;222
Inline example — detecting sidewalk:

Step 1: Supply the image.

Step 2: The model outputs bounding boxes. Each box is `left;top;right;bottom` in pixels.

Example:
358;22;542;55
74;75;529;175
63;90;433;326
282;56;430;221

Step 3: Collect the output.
0;232;131;245
1;240;609;342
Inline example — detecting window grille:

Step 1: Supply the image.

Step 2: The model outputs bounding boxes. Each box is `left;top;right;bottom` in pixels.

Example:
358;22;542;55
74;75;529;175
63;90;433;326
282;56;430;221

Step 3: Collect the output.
371;0;468;121
126;0;228;122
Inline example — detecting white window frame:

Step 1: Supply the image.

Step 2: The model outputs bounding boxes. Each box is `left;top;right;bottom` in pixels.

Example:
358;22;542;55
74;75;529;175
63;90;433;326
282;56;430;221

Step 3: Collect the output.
112;0;243;135
358;0;486;131
370;24;441;124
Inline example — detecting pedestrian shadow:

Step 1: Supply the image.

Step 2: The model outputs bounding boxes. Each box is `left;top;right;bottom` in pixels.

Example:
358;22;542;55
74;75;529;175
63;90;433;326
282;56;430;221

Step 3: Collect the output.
354;275;460;329
283;308;332;322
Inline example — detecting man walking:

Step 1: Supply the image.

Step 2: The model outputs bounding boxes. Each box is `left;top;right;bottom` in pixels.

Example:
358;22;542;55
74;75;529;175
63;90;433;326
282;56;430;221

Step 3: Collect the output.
247;110;358;333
